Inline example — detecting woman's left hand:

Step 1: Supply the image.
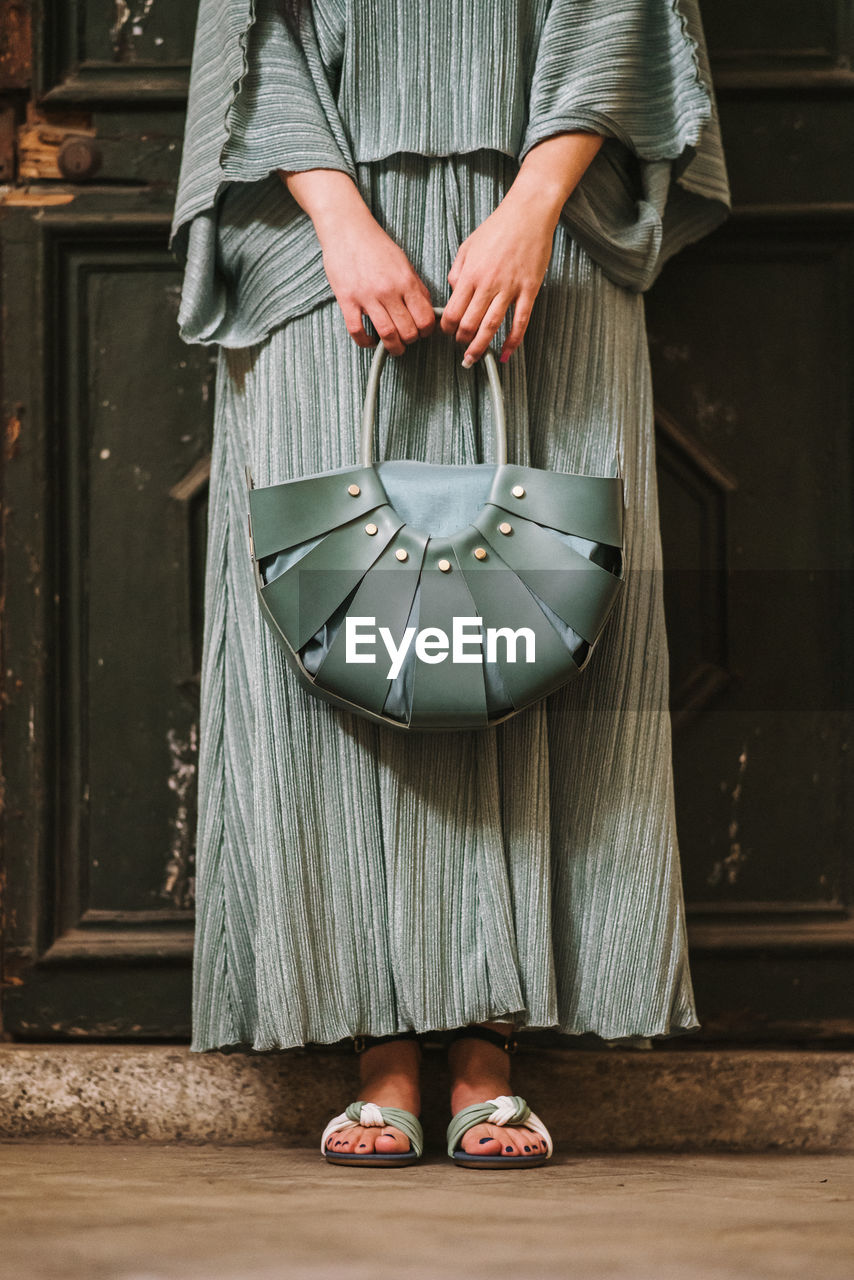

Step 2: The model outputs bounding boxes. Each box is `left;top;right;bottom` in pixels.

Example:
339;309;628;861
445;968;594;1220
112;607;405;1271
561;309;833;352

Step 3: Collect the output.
440;132;605;365
440;194;555;367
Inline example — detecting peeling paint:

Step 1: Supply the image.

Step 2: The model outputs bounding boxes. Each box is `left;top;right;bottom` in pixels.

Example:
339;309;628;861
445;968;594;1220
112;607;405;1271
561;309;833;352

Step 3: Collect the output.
160;725;197;909
4;409;21;460
111;0;156;62
1;189;75;207
707;742;749;887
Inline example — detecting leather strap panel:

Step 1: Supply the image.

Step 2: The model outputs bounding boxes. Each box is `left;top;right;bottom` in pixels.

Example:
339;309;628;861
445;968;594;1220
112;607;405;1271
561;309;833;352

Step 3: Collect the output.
488;465;624;547
448;526;580;710
261;505;403;650
314;527;429;715
248;466;388;559
473;507;624;644
407;538;490;730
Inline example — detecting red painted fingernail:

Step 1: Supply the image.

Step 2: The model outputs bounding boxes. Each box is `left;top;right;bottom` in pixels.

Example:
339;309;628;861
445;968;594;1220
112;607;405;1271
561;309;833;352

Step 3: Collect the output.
500;352;510;363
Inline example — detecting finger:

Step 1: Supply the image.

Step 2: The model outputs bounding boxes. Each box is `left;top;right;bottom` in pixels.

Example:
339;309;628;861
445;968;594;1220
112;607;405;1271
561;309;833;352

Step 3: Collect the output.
403;288;438;337
455;289;500;352
499;289;537;363
366;301;405;356
383;295;422;346
447;242;469;292
440;278;476;336
461;293;511;364
339;300;377;348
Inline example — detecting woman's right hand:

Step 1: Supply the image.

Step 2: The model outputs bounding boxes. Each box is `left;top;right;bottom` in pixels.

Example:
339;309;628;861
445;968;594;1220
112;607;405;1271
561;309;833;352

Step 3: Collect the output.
279;168;436;355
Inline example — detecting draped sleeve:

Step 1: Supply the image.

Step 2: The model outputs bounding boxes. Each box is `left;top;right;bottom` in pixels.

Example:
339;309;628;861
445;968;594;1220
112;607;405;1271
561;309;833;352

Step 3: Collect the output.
170;0;730;347
521;0;731;291
170;0;352;346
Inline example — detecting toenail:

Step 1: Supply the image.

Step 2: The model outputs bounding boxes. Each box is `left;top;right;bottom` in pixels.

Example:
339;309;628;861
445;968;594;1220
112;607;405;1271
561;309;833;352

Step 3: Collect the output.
524;1145;531;1152
505;1146;513;1152
479;1137;492;1144
358;1144;367;1149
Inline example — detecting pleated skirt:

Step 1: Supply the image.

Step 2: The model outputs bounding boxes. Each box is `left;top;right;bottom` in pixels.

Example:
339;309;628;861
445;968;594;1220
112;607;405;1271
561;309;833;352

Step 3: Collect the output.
190;149;699;1051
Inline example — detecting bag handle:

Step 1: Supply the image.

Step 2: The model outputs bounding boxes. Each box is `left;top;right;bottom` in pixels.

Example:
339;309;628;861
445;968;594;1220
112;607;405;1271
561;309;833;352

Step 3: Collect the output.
358;305;508;467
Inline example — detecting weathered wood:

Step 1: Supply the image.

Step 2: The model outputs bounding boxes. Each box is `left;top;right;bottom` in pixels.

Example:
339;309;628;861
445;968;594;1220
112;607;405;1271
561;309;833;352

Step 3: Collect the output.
17;103;94;180
0;0;31;90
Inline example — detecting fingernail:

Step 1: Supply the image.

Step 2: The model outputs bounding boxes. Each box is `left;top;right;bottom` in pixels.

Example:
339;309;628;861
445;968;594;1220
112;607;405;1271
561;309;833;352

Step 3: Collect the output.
500;352;510;363
461;355;474;369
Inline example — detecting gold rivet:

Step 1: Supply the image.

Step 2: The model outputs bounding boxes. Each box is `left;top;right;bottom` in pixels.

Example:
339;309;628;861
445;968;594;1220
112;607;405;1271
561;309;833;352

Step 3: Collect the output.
438;558;451;572
365;522;378;535
498;521;512;535
395;548;408;561
474;546;487;560
511;484;525;498
348;483;361;496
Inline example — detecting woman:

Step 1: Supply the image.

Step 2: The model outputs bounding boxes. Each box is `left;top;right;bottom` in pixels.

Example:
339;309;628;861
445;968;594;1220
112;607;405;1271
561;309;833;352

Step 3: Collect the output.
171;0;730;1166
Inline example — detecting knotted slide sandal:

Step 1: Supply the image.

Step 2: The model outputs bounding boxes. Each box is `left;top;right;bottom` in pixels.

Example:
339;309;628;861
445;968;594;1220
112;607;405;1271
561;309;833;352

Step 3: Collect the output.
322;1029;423;1166
321;1100;424;1167
446;1093;554;1168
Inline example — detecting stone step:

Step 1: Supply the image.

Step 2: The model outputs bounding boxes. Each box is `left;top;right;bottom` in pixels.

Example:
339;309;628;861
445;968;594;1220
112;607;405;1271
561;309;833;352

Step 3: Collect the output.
3;1045;853;1150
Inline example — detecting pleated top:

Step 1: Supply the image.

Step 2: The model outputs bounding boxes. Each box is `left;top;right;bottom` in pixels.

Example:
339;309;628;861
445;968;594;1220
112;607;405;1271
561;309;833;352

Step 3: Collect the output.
171;0;731;348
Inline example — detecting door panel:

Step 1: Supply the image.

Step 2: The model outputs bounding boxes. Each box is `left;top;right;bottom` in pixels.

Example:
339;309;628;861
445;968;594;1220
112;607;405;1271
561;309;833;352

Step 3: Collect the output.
647;5;854;1037
2;195;213;1036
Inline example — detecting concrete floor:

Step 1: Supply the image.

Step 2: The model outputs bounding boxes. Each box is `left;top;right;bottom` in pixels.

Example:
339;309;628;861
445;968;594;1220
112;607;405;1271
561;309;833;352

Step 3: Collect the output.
2;1145;853;1280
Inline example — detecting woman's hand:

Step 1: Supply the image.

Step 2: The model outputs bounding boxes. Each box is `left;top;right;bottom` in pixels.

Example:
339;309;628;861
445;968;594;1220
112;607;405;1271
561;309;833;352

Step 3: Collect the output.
279;168;436;355
440;132;605;365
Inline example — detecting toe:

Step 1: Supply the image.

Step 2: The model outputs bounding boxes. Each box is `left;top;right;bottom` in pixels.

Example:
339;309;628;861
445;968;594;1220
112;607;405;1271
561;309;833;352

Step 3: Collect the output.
374;1126;410;1154
502;1128;527;1155
460;1123;502;1156
354;1128;377;1154
512;1126;545;1156
330;1124;359;1153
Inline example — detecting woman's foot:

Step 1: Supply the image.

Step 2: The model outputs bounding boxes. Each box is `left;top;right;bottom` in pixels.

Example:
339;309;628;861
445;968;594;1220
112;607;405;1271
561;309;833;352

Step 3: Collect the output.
324;1037;421;1156
448;1021;548;1158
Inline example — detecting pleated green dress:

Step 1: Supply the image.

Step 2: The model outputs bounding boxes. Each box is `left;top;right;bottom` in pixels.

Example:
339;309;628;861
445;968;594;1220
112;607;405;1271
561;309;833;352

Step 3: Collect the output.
171;0;731;1051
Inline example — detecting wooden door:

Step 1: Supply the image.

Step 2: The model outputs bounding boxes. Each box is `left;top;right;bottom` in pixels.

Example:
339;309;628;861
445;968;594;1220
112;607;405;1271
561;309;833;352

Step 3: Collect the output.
2;1;852;1042
1;0;213;1037
648;2;854;1040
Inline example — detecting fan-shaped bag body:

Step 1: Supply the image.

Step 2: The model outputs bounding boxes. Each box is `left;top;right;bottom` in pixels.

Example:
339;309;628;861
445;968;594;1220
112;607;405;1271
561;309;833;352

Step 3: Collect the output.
245;309;625;731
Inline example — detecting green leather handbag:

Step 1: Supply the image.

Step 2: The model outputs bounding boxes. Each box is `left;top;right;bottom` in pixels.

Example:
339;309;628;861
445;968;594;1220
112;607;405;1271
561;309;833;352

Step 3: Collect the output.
245;307;625;731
